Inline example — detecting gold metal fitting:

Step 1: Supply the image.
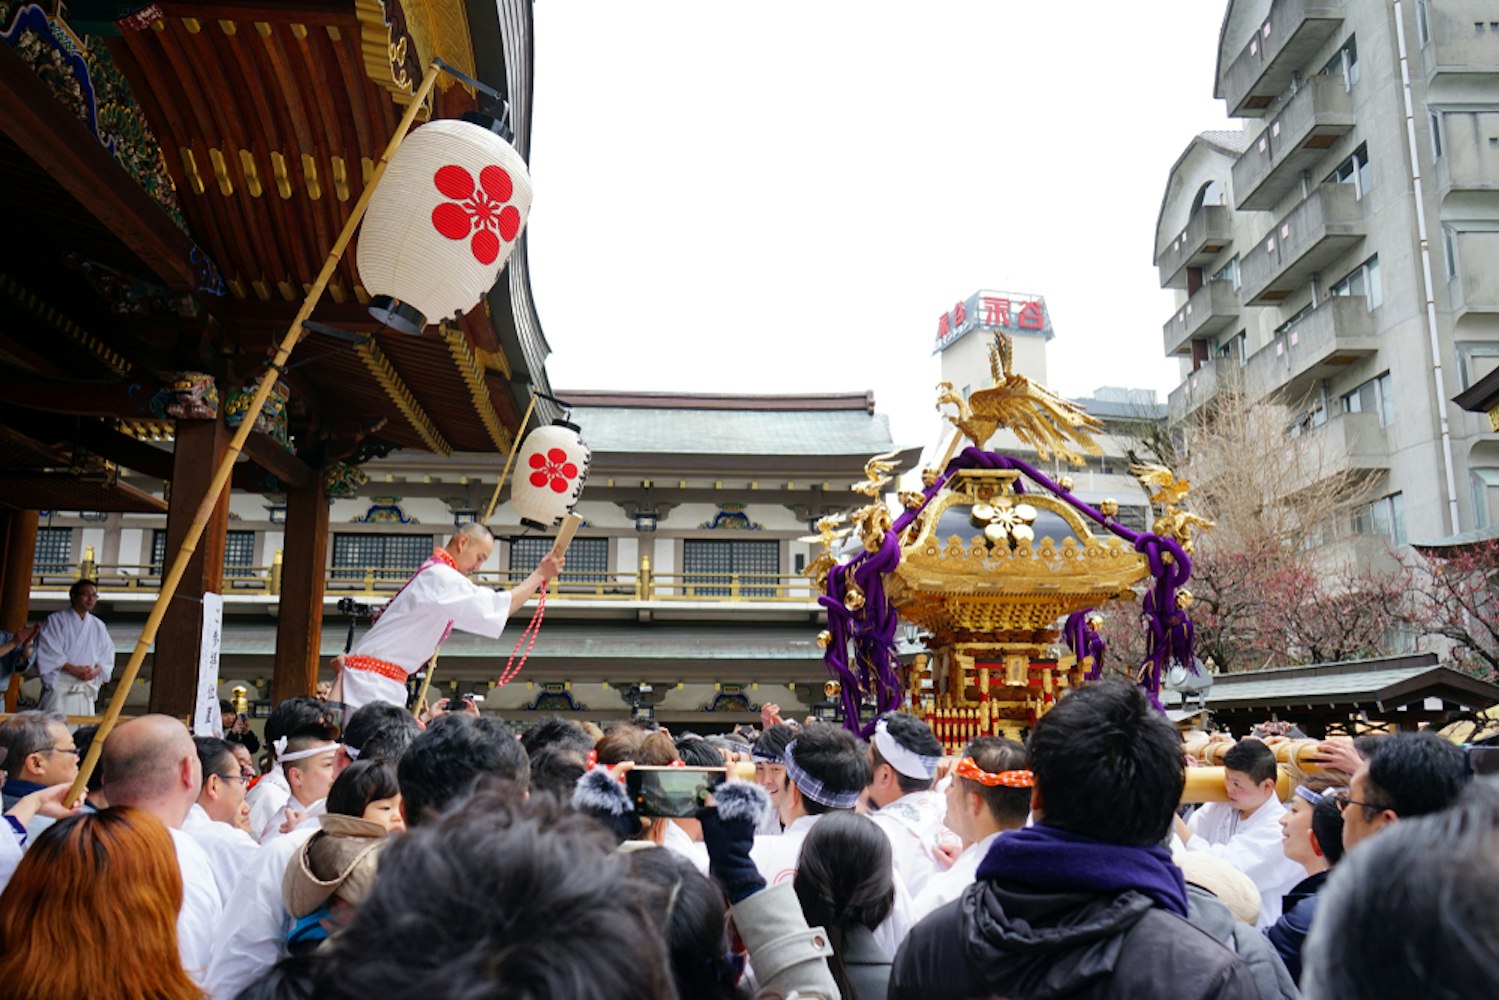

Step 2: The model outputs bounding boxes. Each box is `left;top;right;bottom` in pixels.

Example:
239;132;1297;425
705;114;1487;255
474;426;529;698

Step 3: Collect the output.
1099;498;1119;517
843;585;866;612
824;680;842;699
816;629;833;649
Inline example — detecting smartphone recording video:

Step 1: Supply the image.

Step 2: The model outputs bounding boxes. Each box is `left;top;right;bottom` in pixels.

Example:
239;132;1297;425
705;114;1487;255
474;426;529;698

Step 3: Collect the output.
624;766;727;818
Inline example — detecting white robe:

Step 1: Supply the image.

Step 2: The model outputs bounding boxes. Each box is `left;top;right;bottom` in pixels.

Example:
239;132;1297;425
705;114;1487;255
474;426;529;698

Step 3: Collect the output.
661;820;710;875
750;813;915;956
910;830;1002;922
343;562;511;713
258;795;325;846
245;767;290;846
170;826;225;985
0;821;23;895
1181;795;1306;928
183;803;262;903
868;789;947;899
204;811;321;1000
34;608;114;718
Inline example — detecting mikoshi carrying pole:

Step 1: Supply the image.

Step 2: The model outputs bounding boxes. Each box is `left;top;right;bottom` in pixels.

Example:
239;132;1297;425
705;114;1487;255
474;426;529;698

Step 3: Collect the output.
65;63;448;807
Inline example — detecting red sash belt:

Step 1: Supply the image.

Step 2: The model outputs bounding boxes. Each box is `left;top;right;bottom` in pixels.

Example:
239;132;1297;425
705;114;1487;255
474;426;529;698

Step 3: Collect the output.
344;655;408;684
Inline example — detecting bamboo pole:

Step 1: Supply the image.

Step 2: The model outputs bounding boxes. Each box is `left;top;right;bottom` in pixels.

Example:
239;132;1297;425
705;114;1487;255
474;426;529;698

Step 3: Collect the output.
482;390;538;522
64;64;444;807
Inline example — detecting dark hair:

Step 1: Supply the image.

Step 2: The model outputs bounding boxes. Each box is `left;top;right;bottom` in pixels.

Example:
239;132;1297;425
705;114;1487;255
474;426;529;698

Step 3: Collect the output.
594;726;645;767
870;713;943;795
1311;797;1345;867
192;736;237;793
1301;777;1499;999
629;848;742;1000
1028;678;1184;846
326;759;401;819
957;736;1031;827
306;795;676;1000
265;697;340;754
1223;739;1278;786
396;714;528;826
753;724;795;762
795;812;895;1000
68;579;97;600
788;724;872;816
520;718;595;761
1364;732;1467;819
528;746;587;801
72;725;104;793
674;737;723;769
219;699;234;715
342;703;421;763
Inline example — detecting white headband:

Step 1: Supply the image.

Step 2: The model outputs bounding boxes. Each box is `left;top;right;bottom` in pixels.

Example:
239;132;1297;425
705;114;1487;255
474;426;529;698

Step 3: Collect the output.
273;736;338;765
873;719;941;780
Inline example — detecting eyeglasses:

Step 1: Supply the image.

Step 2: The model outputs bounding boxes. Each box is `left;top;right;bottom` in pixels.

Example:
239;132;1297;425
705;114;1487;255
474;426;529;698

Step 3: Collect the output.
38;746;81;758
214;772;249;785
1332;792;1386;815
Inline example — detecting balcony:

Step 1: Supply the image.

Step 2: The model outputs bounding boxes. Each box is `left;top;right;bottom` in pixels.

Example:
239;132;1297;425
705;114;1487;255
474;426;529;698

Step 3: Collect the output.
1157;205;1233;289
1240;183;1366;304
1450;231;1499;321
1232;75;1354;212
1435;111;1499;193
1281;410;1391;494
1244;296;1378;401
1221;0;1347;117
1423;2;1499;85
1169;361;1238;425
1163;280;1241;357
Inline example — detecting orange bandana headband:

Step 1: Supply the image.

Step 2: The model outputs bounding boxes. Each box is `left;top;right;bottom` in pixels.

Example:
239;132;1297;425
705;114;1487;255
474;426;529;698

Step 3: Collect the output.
955;756;1034;788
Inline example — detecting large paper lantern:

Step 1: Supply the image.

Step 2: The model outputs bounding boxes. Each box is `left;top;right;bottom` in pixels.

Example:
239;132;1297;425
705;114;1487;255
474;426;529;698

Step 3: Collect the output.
512;420;590;530
357;113;533;335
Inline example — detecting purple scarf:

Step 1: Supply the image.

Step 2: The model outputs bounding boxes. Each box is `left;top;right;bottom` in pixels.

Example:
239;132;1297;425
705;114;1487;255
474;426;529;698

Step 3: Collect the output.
976;823;1189;918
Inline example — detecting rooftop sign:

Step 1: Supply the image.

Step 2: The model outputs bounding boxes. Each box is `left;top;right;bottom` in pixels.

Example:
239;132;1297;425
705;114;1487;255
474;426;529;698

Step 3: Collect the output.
933;290;1054;353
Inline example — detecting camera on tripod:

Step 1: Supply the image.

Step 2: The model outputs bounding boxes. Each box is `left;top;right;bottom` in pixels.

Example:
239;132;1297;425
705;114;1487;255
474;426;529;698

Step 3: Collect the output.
337;597;374;617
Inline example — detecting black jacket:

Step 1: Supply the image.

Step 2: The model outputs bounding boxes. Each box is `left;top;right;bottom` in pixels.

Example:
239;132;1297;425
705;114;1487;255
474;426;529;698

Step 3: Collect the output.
1264;872;1328;985
890;880;1260;1000
837;924;892;1000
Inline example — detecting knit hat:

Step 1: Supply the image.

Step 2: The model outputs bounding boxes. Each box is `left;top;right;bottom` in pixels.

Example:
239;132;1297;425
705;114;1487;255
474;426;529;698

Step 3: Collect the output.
282;814;389;919
1172;848;1262;925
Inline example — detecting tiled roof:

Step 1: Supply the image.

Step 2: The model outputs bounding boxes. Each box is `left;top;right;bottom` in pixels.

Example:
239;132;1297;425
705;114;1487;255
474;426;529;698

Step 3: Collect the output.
572;405;908;457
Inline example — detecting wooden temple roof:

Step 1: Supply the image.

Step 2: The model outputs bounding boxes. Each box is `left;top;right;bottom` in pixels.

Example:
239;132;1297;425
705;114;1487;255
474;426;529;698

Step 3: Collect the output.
0;0;549;508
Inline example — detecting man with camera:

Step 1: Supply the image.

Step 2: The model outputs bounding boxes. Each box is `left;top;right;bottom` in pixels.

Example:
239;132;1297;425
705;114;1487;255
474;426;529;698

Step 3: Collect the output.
330;523;563;718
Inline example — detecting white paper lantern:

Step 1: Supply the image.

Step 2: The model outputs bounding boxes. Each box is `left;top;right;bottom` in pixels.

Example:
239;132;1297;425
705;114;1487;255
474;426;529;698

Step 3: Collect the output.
357;114;533;335
512;420;590;530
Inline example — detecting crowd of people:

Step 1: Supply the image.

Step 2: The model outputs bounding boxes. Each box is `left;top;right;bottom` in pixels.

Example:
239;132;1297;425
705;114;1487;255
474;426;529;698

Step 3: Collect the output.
0;676;1494;998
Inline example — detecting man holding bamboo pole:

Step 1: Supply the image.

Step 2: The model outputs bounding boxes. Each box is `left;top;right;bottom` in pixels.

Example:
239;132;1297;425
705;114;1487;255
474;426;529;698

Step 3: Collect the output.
330;523;563;718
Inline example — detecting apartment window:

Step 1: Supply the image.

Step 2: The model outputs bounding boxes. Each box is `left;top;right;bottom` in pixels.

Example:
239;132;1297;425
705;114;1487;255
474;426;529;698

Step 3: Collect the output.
151;529;257;573
510;536;608;584
1371;493;1406;547
1320;37;1360;88
1115;506;1151;533
1443;226;1458;279
1342;373;1395;427
331;533;433;583
1331;256;1382;310
1416;0;1430;47
1430;111;1444;159
682;539;780;597
1288;401;1329;437
1327;143;1372;200
1275;302;1315;337
34;527;72;573
1472;470;1499;530
1213;256;1241;292
1460;343;1499;388
1215;330;1248;366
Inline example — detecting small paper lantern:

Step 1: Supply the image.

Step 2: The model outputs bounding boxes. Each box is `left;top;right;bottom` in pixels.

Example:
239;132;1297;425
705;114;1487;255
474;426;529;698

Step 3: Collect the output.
512;420;590;530
357;113;533;335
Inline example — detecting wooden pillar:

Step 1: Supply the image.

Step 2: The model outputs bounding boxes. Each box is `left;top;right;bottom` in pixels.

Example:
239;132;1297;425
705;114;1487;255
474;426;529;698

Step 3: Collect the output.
1;509;38;712
272;478;330;703
151;419;231;717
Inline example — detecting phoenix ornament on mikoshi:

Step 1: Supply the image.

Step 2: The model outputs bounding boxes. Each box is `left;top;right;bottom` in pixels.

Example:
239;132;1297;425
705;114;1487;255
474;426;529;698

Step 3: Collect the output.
814;329;1210;738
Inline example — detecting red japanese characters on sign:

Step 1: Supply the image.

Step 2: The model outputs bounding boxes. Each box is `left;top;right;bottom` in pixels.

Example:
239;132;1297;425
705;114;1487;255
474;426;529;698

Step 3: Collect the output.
935;290;1052;352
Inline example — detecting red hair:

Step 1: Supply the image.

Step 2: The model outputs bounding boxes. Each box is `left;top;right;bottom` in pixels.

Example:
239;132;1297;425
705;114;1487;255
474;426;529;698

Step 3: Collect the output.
0;807;203;1000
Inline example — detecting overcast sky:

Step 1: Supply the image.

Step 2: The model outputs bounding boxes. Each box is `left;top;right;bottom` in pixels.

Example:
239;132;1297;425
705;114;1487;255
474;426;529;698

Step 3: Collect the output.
526;2;1234;448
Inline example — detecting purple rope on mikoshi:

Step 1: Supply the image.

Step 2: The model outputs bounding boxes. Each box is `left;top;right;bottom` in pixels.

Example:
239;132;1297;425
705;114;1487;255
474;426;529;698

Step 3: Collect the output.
820;446;1199;731
1063;609;1106;681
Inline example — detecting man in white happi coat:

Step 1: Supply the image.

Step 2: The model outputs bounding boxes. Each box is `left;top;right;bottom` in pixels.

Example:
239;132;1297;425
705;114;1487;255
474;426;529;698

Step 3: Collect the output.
864;713;948;899
1172;738;1305;929
749;723;915;957
185;736;261;902
101;715;225;985
331;524;562;717
911;736;1032;921
35;580;114;720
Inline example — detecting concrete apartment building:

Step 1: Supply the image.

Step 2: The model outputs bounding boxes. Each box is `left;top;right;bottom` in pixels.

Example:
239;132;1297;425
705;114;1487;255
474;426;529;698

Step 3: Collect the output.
1156;1;1499;550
